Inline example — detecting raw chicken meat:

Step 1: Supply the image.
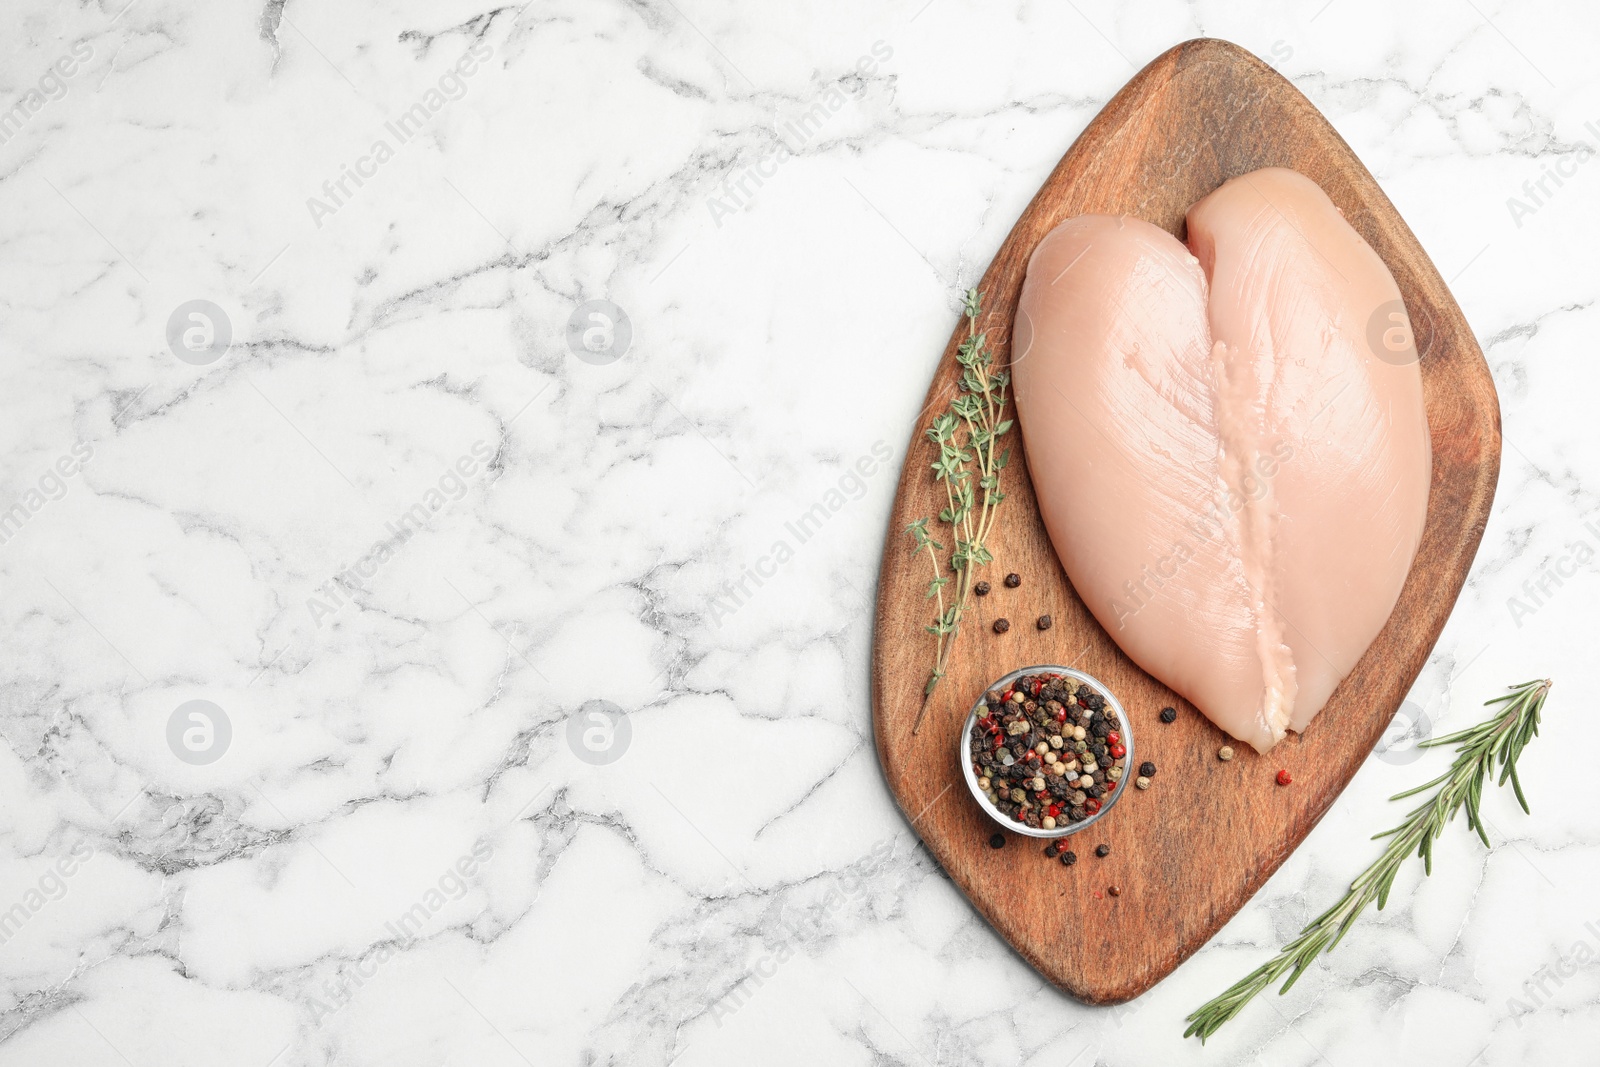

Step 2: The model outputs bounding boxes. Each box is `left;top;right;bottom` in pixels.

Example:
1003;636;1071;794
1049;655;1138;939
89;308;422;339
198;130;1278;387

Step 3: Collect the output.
1012;168;1431;753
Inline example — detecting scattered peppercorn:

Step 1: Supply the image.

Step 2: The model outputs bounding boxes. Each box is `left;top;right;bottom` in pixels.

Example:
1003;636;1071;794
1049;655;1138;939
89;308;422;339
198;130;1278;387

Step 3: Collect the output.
1218;745;1235;761
1094;843;1110;858
1107;885;1121;897
1044;843;1059;858
1060;850;1077;866
989;833;1006;849
1135;775;1151;790
974;580;991;596
1004;573;1021;588
1036;614;1052;631
992;618;1010;634
1139;761;1156;778
1159;706;1177;723
1276;768;1293;786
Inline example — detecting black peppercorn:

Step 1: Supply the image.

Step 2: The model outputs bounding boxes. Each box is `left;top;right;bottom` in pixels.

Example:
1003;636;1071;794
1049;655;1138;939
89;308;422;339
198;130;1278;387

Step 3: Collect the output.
1060;850;1077;866
1044;843;1059;858
1139;761;1157;778
1160;706;1178;723
989;833;1006;849
1004;573;1021;587
1094;843;1110;857
974;580;991;596
1036;615;1052;630
993;618;1010;634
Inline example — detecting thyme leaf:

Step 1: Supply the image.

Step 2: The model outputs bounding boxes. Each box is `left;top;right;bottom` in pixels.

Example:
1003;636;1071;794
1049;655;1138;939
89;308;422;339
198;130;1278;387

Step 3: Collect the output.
908;288;1012;730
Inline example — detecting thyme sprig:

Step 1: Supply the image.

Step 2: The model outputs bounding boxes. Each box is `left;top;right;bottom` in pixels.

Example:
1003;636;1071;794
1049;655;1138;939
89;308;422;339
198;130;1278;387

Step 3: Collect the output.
908;288;1012;730
1185;677;1552;1042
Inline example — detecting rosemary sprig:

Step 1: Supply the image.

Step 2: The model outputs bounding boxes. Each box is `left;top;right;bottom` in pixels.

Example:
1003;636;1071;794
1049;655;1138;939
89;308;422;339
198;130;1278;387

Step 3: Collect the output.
1185;677;1552;1042
908;289;1013;729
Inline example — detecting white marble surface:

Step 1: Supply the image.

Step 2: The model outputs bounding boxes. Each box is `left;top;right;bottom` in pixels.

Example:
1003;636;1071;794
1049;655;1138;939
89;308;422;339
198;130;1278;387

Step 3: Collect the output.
0;0;1597;1063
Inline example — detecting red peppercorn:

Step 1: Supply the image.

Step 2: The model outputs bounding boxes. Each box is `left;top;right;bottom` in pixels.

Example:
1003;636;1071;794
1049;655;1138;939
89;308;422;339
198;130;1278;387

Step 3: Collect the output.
1048;804;1061;817
1276;769;1293;786
1055;709;1067;723
1084;798;1101;814
1109;744;1126;759
1107;731;1120;744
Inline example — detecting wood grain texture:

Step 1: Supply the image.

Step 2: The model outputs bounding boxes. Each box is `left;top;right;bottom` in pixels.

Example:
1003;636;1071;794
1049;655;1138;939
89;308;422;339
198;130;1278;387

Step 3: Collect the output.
870;38;1501;1004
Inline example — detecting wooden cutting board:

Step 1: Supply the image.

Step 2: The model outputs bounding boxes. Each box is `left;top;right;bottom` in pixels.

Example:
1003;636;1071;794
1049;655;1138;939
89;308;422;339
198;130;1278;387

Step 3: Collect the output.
870;37;1500;1004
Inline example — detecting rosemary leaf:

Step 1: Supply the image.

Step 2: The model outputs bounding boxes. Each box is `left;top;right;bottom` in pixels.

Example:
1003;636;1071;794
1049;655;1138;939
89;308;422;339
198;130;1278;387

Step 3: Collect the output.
1184;678;1551;1042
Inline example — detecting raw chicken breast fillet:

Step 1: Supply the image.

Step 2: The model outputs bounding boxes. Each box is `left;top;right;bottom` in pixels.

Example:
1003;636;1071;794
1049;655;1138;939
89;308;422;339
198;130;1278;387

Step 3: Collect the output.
1012;168;1431;753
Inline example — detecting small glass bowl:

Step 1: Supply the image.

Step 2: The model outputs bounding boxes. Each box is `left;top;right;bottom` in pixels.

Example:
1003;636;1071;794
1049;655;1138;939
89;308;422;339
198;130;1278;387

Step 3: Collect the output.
958;664;1135;839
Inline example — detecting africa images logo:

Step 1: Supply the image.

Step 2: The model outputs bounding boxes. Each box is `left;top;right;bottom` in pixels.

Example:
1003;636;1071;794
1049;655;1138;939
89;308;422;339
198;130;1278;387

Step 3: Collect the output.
566;300;631;366
166;300;233;365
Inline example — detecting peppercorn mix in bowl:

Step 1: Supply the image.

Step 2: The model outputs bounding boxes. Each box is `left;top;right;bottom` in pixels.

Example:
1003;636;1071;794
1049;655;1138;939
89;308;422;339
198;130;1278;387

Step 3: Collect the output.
960;665;1134;839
